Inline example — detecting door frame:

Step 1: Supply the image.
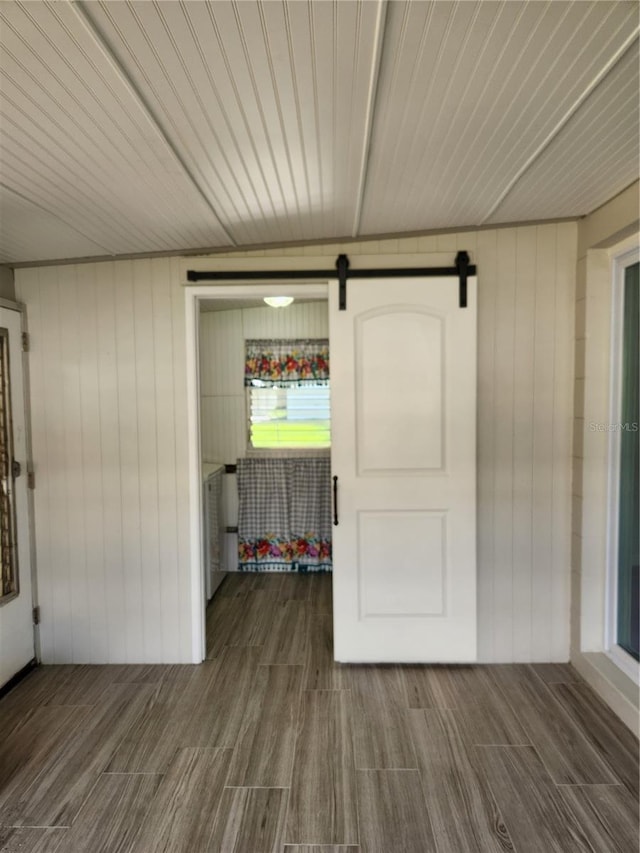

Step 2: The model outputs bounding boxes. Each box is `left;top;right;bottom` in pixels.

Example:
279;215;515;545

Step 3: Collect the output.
184;282;329;662
605;242;640;683
0;298;40;670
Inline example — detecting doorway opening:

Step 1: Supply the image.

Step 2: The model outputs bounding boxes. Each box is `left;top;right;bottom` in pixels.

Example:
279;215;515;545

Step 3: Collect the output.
185;283;331;663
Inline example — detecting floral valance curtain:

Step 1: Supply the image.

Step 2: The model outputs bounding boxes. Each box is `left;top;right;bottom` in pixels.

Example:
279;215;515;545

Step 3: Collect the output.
244;338;329;388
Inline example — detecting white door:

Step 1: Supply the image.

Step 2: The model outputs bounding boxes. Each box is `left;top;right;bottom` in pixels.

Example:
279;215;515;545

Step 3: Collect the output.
330;277;477;662
0;307;35;687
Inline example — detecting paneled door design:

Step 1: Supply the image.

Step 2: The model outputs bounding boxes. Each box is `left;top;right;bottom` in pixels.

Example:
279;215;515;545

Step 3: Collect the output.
0;306;34;687
330;277;477;662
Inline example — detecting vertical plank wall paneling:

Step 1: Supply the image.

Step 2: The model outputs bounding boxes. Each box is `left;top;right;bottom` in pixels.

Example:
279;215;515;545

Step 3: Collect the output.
512;227;537;660
199;301;330;465
551;229;575;662
492;228;517;658
532;227;558;662
114;261;143;659
17;258;191;663
16;224;576;663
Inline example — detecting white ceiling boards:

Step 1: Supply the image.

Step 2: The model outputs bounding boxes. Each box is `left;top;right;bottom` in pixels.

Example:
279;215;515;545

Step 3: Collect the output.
1;1;638;264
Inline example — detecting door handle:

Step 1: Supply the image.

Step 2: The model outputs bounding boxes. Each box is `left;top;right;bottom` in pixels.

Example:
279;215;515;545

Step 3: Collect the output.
332;475;339;526
11;459;21;479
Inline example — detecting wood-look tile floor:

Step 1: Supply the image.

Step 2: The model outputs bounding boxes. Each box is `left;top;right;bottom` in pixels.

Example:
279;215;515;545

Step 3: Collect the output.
1;572;638;852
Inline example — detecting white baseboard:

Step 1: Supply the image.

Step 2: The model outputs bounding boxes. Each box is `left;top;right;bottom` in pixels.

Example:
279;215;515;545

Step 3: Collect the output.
571;650;639;737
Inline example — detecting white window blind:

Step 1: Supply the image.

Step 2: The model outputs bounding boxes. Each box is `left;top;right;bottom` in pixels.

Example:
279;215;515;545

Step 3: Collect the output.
248;385;331;449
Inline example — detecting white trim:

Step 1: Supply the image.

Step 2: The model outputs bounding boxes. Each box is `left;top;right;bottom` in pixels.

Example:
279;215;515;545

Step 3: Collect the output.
184;282;329;663
185;289;203;663
606;644;640;685
604;253;625;658
572;650;639;737
604;242;639;679
18;305;40;664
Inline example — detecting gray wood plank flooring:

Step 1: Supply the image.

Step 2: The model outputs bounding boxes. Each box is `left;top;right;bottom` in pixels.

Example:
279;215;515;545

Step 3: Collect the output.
43;664;168;705
473;744;598;853
226;664;304;787
209;787;288;853
205;593;247;658
0;572;637;852
261;600;309;665
107;665;217;773
5;683;154;827
46;773;162;853
356;769;437;852
487;664;620;784
286;690;358;845
558;785;640;853
347;665;418;770
407;709;514;852
530;662;584;683
227;590;279;647
549;681;640;798
402;662;499;708
180;647;263;750
217;571;258;598
283;847;360;852
130;747;232;853
305;614;347;690
0;826;65;853
0;705;90;799
279;572;312;601
308;572;332;614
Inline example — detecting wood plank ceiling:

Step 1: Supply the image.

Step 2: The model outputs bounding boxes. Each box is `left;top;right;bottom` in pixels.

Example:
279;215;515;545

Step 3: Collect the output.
1;0;638;264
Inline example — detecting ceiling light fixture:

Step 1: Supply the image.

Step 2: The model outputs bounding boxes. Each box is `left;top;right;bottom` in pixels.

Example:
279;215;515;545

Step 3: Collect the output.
263;296;294;308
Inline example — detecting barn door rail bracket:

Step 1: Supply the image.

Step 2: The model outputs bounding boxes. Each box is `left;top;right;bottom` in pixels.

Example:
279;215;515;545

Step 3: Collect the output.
187;252;476;311
455;250;470;308
336;254;349;310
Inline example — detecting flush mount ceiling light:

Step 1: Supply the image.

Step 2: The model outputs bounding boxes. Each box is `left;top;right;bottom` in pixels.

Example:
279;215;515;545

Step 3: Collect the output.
263;296;294;308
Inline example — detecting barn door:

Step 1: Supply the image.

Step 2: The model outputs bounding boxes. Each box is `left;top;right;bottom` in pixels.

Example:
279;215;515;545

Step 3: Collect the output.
330;276;477;662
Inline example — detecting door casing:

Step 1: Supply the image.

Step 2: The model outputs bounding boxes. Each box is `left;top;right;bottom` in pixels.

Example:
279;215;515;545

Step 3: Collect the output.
185;282;329;662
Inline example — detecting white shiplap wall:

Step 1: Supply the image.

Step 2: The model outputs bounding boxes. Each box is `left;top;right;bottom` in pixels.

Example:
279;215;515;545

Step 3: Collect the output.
17;258;191;663
475;225;576;662
17;222;576;663
199;301;329;465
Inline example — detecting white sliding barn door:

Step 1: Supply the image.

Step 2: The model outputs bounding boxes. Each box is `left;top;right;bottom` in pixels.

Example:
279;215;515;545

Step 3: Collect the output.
330;277;477;662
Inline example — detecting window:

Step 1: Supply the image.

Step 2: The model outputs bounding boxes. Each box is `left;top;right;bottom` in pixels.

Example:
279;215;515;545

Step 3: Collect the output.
0;328;18;603
607;249;639;673
245;338;330;450
248;385;331;449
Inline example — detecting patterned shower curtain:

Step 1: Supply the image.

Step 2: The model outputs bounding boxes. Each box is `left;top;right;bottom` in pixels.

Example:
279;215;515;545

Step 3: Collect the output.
237;457;332;572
